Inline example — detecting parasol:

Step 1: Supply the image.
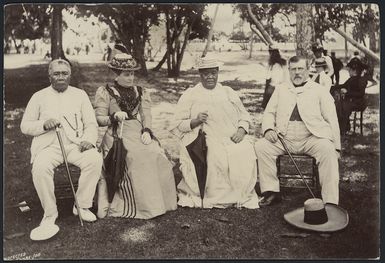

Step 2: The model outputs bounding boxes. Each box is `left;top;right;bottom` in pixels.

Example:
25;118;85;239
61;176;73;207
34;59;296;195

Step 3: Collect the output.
104;123;127;203
186;127;208;208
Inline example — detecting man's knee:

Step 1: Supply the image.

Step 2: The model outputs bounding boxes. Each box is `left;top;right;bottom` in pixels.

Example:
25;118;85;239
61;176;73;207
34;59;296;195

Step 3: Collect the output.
254;138;274;155
81;148;103;168
316;140;336;158
32;158;55;178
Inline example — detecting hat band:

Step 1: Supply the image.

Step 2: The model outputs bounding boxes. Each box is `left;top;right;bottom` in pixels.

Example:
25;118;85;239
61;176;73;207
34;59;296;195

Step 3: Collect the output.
304;208;328;225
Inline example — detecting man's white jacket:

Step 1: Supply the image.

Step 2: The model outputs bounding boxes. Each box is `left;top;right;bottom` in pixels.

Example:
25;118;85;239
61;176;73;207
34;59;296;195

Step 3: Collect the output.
262;80;341;151
20;86;98;163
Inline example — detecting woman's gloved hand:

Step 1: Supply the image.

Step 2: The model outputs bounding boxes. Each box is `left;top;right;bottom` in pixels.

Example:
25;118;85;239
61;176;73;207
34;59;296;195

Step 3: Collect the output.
114;111;128;122
141;131;152;145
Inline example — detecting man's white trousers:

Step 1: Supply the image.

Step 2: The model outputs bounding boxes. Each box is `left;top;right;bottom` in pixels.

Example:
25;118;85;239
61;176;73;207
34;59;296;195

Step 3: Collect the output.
254;121;339;204
32;144;102;217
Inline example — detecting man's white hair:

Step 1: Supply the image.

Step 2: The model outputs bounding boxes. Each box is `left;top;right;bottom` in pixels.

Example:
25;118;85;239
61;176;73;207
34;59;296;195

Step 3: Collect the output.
48;59;71;76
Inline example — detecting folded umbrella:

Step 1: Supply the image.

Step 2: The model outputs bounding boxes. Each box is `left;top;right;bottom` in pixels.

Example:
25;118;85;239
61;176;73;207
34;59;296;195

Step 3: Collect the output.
186;128;208;208
104;124;127;203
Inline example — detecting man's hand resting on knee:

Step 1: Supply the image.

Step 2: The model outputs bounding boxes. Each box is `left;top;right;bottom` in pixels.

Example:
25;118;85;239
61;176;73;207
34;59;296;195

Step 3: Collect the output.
264;129;278;143
79;141;94;152
231;127;247;143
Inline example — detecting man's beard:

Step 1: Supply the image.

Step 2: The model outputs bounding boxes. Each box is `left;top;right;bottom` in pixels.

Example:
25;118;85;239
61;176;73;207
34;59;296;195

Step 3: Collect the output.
53;83;69;92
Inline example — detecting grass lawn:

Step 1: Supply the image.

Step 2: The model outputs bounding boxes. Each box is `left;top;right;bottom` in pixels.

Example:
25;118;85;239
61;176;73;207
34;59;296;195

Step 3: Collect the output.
3;55;380;260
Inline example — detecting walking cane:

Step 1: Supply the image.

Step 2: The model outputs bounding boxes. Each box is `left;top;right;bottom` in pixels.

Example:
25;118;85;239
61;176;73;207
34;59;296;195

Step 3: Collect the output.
55;127;84;226
276;132;316;199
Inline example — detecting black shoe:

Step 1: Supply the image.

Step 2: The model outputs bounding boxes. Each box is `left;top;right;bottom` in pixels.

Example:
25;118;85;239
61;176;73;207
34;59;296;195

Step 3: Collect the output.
259;191;281;207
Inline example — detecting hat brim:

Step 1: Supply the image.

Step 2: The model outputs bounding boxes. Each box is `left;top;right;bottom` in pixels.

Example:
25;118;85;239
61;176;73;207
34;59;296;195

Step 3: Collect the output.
284;204;349;232
107;63;141;71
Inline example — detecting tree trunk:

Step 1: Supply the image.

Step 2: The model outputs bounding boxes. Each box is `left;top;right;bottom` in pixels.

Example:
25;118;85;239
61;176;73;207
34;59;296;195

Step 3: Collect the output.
247;4;273;46
250;24;269;46
133;36;148;76
344;10;348;59
325;19;380;63
248;31;254;59
295;4;314;58
202;4;219;57
172;39;178;74
11;35;22;54
367;6;377;52
165;13;172;76
175;23;193;77
51;5;64;60
152;51;168;71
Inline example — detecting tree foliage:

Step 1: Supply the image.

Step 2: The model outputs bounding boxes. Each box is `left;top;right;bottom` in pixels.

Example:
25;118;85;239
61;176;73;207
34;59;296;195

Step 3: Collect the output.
73;4;161;76
313;4;377;47
189;15;211;40
153;4;208;77
234;3;295;43
236;3;379;53
4;4;51;52
73;4;209;77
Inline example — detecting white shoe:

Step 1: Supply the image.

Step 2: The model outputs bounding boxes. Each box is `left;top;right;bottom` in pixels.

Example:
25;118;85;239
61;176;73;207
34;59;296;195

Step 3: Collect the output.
30;213;59;241
73;206;97;222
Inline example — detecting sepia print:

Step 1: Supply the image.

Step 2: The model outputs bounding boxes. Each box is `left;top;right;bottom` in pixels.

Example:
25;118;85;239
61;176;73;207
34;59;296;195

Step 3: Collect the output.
3;3;380;260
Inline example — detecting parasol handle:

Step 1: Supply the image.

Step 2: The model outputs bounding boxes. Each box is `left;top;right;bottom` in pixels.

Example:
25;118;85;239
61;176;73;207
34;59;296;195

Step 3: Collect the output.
119;122;124;138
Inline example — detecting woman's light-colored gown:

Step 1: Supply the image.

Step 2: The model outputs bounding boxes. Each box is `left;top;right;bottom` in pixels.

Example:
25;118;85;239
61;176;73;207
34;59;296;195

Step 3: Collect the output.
95;83;177;219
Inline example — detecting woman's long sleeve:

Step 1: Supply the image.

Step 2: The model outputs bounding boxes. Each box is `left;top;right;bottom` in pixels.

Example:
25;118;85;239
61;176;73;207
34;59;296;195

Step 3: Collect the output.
94;86;112;127
139;88;152;129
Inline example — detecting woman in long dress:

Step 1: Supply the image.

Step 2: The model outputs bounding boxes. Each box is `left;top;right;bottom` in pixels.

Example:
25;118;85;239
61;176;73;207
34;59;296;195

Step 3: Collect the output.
95;53;177;219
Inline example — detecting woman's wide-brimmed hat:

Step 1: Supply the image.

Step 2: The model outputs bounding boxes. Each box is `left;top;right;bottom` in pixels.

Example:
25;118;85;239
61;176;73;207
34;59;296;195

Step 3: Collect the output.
108;53;141;71
284;198;349;232
314;57;328;68
196;55;223;70
347;57;366;71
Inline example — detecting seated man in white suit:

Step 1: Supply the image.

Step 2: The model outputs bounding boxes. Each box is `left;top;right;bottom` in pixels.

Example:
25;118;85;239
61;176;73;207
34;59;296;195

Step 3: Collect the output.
254;55;341;207
21;59;102;241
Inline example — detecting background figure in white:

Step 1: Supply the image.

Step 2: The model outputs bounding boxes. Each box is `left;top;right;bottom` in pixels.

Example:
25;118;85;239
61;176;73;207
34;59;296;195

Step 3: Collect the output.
171;56;259;209
310;44;334;79
311;57;332;91
261;44;289;110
